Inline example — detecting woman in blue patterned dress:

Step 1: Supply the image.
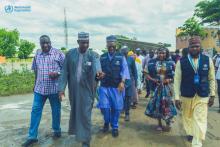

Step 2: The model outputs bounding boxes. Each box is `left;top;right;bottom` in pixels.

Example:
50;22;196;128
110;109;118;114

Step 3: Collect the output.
144;48;177;131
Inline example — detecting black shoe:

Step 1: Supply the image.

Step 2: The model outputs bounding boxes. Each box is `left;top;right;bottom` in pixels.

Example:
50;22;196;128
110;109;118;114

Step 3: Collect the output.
186;135;193;142
53;132;61;139
112;129;119;138
125;115;130;121
145;93;150;98
131;104;136;109
82;142;90;147
102;123;109;133
22;139;38;147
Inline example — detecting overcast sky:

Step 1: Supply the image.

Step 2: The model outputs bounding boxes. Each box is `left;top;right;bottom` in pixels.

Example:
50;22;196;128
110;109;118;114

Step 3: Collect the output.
0;0;200;52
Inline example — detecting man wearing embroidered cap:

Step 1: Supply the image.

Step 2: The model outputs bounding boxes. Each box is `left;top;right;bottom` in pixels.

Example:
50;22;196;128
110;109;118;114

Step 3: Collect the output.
98;35;130;137
174;36;215;147
59;32;104;147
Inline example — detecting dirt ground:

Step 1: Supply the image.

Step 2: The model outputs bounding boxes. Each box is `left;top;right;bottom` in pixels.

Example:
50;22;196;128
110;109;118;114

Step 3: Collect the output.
0;92;220;147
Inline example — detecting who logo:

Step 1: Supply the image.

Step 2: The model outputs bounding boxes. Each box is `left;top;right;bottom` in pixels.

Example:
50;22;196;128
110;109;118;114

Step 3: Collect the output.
4;5;14;13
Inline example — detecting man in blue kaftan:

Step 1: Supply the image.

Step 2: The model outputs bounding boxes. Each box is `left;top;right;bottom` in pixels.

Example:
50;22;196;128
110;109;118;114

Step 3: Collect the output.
98;35;130;137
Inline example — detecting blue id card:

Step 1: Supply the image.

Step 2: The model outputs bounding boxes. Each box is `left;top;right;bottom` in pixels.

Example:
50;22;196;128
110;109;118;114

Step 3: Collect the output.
194;74;200;84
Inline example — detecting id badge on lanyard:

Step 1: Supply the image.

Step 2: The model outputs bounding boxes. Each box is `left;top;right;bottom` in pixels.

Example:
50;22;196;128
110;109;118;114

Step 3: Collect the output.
194;73;200;84
188;55;200;85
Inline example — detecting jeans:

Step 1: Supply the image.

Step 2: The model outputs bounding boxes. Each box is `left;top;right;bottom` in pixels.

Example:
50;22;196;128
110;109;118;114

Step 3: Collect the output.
28;92;61;139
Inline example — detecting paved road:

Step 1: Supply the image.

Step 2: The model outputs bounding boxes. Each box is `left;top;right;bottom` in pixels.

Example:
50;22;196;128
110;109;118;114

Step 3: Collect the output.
0;93;219;147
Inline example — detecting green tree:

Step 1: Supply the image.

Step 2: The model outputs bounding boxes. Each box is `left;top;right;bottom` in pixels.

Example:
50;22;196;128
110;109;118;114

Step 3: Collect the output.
177;17;206;37
18;39;35;59
0;29;19;58
60;47;68;54
61;47;67;51
194;0;220;25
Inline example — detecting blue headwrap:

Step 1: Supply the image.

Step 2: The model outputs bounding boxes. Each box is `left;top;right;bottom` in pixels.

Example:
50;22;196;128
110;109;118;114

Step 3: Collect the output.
106;35;117;42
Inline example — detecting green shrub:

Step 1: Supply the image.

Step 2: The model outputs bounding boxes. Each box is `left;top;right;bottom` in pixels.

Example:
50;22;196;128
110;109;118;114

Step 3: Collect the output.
0;69;34;96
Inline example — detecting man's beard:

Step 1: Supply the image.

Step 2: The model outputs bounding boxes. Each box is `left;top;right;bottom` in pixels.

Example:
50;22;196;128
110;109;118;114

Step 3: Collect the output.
108;49;115;55
190;51;200;58
79;47;88;53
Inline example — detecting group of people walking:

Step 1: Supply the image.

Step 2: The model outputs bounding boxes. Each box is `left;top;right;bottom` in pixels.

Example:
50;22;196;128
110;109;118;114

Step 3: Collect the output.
22;33;216;147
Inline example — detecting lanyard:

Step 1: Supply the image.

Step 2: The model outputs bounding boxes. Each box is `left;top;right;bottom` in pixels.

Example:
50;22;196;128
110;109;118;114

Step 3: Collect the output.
188;54;200;73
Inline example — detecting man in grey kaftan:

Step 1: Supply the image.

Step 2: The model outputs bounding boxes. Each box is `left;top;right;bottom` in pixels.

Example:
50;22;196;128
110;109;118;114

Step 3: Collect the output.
58;32;103;147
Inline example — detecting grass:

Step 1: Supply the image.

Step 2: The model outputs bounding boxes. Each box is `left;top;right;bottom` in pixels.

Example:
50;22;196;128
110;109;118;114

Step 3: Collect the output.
0;68;35;96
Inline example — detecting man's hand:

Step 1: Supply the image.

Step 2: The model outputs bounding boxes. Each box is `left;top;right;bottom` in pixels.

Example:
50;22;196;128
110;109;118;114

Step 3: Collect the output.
142;70;147;75
208;96;215;107
96;71;105;80
175;100;182;110
152;78;160;85
49;72;60;80
118;81;125;92
59;92;65;102
163;79;171;85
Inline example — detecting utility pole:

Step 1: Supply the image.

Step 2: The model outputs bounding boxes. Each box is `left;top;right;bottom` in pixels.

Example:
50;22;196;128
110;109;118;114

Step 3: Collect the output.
64;8;68;49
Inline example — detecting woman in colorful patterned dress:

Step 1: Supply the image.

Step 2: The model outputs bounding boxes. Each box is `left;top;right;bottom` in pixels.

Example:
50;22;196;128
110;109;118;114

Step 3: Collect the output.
144;48;177;131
